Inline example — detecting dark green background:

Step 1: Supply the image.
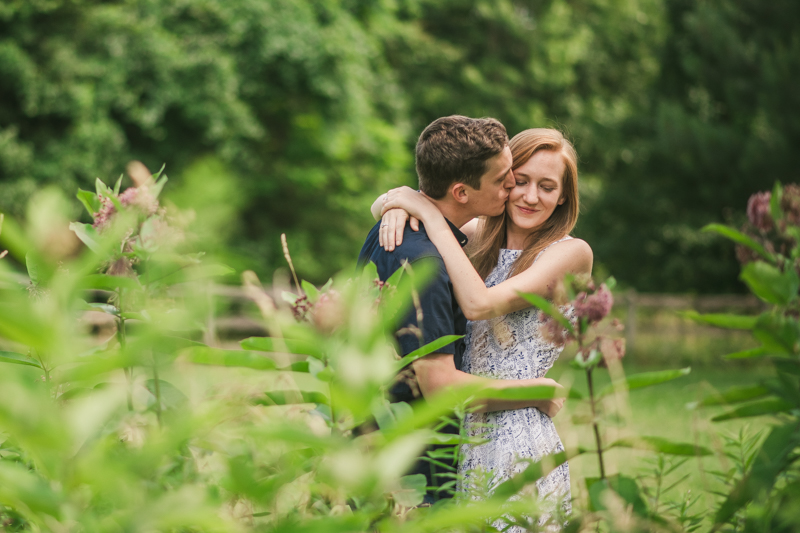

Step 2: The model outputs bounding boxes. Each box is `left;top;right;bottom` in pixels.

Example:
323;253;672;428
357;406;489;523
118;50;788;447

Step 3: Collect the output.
1;0;797;291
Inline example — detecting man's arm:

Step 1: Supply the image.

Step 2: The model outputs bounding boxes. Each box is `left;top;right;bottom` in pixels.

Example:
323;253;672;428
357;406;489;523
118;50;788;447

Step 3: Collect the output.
413;353;565;416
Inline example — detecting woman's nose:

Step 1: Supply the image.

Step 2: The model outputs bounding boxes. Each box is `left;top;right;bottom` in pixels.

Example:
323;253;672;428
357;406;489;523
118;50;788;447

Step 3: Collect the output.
524;187;538;204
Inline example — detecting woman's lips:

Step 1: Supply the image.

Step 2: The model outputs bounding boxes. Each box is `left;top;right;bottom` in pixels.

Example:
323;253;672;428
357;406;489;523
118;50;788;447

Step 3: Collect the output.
516;205;539;215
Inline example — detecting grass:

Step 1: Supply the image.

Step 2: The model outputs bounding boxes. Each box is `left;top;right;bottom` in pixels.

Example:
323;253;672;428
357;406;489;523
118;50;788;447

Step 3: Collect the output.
548;353;775;523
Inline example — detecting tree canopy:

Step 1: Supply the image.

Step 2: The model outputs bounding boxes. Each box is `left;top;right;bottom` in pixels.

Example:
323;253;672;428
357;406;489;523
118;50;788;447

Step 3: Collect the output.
0;0;797;290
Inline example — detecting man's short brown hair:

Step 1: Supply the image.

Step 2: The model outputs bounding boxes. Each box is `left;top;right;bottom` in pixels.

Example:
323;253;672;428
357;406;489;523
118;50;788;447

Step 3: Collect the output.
415;116;508;199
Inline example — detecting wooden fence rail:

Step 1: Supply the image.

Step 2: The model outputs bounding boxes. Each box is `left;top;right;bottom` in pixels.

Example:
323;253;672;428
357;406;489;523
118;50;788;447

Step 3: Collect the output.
619;291;764;354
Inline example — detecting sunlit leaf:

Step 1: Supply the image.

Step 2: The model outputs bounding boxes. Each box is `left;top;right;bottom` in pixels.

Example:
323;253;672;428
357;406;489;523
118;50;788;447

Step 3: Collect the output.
608;436;711;456
395;335;463;370
517;292;575;336
69;222;102;253
598;367;690;398
257;390;330;406
712;398;793;421
740;261;799;305
79;274;140;291
702;224;773;262
681;311;757;330
241;336;324;360
0;351;42;369
183;347;278;370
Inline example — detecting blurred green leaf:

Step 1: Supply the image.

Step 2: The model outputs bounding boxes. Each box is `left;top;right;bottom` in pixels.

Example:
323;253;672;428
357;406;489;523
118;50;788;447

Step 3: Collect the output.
373;401;413;431
702;224;773;262
740;262;799;305
695;384;772;407
395;335;463;370
715;420;800;524
712;398;794;421
723;346;770;359
150;175;168;199
517;292;575;336
76;189;100;217
681;311;757;330
0;351;42;369
258;390;330;406
69;222;102;253
241;337;324;360
0;462;62;517
586;475;647;516
183;347;278;370
598;367;690;398
301;280;320;302
79;274;140;291
392;474;426;508
608;436;711;456
144;379;188;410
753;313;800;355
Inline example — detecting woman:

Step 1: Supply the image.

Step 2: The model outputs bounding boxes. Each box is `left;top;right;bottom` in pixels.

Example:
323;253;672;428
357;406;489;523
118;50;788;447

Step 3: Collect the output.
375;128;592;526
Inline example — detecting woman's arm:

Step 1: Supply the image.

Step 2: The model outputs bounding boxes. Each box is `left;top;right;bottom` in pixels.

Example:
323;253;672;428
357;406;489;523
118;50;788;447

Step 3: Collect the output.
383;188;593;321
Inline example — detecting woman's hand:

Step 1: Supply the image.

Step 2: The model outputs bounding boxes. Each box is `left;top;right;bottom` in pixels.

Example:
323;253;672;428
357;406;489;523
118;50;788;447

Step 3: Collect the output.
535;378;566;418
379;208;419;251
381;186;440;221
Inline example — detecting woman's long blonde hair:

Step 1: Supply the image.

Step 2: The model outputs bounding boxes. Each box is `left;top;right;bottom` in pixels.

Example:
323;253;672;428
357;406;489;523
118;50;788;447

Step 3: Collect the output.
469;128;580;279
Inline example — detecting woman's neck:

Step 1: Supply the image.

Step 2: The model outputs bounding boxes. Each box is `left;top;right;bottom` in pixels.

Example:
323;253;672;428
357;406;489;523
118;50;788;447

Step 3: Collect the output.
505;222;535;250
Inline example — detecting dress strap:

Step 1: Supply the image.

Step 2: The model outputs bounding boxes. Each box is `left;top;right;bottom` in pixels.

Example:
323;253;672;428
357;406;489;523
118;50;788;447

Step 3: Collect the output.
534;236;573;262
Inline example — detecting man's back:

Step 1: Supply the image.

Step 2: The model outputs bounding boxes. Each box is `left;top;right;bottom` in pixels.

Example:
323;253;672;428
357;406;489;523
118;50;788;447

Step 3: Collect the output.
357;219;468;500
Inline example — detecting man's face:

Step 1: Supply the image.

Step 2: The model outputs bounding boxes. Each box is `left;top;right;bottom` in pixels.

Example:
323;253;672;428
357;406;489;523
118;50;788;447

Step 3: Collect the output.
464;146;515;217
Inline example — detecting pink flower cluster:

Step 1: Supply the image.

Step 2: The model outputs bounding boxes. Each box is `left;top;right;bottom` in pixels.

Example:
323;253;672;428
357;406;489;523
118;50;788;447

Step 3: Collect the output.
119;187;158;216
781;184;800;226
573;284;614;325
747;192;773;232
93;196;116;230
92;187;159;231
539;312;571;346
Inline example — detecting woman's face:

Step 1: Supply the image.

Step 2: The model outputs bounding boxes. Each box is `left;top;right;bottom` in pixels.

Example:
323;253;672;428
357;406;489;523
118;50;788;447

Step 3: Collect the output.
507;149;566;232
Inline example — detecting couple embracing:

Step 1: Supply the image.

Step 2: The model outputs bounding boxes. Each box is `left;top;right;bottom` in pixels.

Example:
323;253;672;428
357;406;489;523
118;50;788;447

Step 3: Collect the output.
357;116;592;527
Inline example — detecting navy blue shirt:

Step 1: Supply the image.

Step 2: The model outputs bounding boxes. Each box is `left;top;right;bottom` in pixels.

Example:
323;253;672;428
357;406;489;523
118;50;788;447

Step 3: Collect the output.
357;218;468;500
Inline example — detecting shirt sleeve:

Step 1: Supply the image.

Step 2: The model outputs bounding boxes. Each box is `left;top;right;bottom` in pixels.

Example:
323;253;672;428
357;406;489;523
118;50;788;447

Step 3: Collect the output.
395;256;459;357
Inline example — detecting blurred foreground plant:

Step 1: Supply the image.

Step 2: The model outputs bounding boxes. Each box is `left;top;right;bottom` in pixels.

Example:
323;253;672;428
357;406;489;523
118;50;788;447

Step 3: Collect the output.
0;164;580;532
527;275;707;530
686;182;800;530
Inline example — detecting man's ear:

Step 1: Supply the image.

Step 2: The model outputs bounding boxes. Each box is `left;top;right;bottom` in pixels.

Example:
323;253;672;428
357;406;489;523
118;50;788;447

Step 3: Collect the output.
450;183;469;205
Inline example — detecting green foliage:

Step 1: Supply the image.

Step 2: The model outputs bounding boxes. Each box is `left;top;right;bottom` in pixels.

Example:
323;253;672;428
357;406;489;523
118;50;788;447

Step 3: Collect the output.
580;0;800;292
687;183;800;528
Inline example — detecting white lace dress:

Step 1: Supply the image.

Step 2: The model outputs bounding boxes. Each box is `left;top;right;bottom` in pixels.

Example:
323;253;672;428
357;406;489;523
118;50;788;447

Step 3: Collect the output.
458;239;572;529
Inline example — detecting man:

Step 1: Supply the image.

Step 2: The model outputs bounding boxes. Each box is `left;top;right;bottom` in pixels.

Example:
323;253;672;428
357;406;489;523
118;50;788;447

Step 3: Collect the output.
357;115;563;502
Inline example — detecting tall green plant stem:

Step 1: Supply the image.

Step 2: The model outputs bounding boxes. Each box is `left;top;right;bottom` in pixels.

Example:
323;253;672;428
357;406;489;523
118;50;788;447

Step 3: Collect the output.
34;349;50;385
586;367;606;480
152;358;162;427
117;289;133;411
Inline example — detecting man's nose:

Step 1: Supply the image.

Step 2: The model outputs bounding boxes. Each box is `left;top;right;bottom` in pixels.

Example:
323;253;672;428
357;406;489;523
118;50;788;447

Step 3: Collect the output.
504;170;516;190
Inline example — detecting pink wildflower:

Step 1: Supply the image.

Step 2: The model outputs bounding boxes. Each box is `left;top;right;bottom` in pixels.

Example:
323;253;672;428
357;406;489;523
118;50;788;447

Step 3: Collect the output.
313;290;344;333
539;312;570;346
119;187;158;216
92;196;116;230
747;191;773;231
780;184;800;226
291;294;312;322
573;284;614;324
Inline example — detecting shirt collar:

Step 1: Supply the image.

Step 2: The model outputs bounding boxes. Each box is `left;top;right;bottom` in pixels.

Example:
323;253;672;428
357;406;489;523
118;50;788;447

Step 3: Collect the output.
445;218;469;248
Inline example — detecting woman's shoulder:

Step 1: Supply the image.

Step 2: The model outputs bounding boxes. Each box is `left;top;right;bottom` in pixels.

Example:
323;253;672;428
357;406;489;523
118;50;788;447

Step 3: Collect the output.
537;237;593;268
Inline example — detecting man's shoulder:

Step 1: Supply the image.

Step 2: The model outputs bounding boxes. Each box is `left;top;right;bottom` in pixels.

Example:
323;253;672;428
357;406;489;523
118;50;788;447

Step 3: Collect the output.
358;222;443;271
